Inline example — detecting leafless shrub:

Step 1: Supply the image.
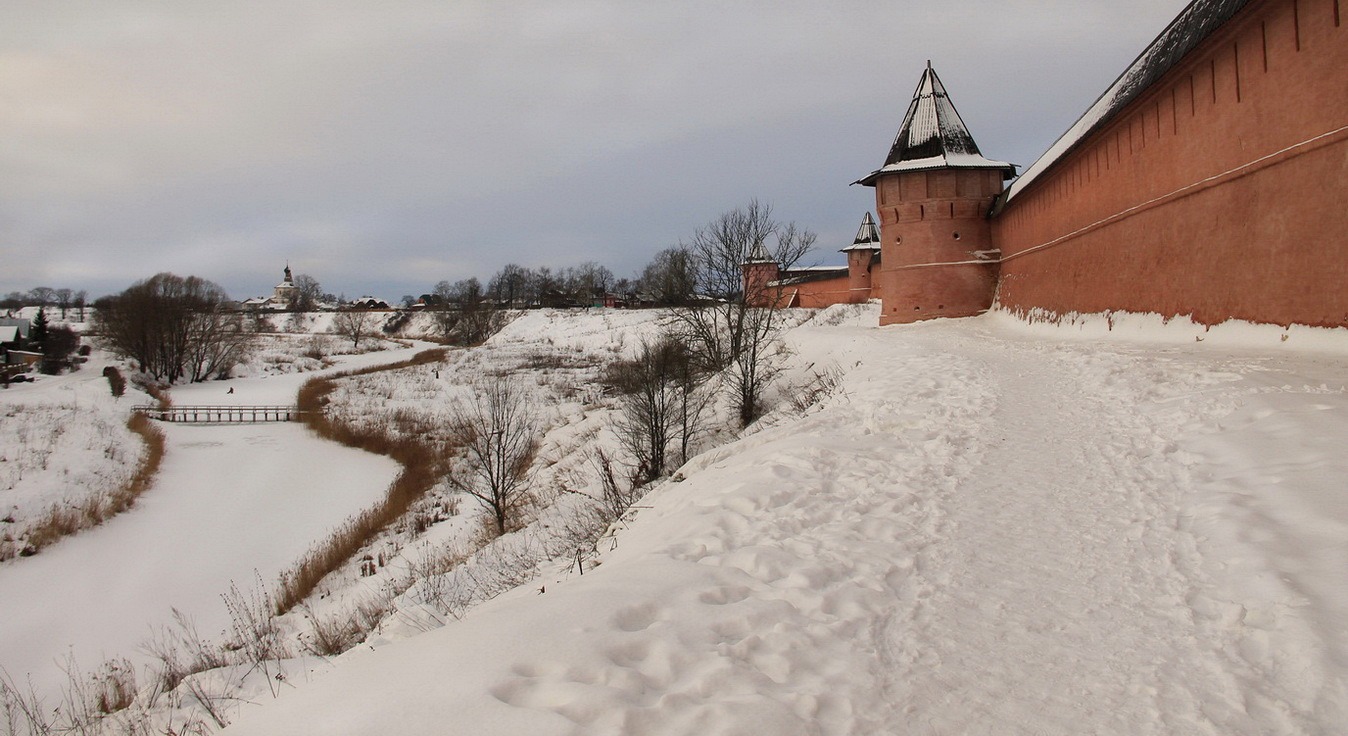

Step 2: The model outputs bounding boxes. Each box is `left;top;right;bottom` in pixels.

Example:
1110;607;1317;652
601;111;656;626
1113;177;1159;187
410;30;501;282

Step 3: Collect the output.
302;334;331;360
182;677;231;730
606;337;710;484
140;609;225;696
102;366;126;398
786;365;846;414
87;658;137;716
444;377;541;537
1;669;52;736
222;575;287;664
591;448;645;523
331;309;375;348
301;606;365;657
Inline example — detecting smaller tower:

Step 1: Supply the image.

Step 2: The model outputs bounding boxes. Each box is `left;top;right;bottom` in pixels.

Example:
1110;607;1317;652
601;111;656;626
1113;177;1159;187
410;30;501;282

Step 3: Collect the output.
741;240;780;307
855;63;1016;325
840;212;882;303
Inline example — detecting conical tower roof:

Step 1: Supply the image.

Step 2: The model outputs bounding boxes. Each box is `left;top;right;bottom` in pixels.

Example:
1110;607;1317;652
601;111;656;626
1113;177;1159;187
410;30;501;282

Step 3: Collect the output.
841;212;882;252
743;238;774;264
855;63;1015;186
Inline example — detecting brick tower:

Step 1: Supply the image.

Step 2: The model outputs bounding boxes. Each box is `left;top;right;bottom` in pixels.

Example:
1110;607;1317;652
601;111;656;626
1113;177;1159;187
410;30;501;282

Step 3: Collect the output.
840;212;881;303
855;63;1016;325
741;240;781;307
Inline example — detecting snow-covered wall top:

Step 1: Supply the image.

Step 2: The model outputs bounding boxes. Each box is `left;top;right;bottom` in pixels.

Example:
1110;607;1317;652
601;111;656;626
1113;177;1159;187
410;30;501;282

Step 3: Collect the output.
1003;0;1251;203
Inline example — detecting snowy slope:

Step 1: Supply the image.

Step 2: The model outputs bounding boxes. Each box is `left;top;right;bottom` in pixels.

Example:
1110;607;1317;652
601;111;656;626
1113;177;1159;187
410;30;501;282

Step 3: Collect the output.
220;310;1348;735
0;343;433;699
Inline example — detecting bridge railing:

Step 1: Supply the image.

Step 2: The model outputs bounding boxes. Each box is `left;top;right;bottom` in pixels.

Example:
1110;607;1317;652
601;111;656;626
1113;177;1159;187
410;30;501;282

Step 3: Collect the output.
133;405;316;423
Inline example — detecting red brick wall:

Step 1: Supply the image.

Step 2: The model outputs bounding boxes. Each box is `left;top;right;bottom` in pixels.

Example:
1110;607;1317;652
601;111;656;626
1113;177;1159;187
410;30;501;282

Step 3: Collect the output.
993;0;1348;327
784;275;860;308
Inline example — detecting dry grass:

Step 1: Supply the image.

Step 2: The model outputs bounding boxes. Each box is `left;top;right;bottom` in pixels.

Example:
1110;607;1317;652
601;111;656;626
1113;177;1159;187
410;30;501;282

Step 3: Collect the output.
301;592;396;656
273;348;452;615
14;412;166;558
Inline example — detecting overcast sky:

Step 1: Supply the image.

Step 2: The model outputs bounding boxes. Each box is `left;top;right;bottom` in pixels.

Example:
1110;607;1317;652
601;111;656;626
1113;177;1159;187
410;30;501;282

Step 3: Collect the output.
2;0;1188;301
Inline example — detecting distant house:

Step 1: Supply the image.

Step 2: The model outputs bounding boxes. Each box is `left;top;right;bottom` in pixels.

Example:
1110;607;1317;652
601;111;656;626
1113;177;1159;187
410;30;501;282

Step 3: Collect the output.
3;329;42;374
348;296;391;310
0;320;30;367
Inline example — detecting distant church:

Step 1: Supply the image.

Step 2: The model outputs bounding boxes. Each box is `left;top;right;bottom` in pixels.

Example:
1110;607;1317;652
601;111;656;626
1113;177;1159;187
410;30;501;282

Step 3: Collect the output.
751;0;1346;328
241;265;300;310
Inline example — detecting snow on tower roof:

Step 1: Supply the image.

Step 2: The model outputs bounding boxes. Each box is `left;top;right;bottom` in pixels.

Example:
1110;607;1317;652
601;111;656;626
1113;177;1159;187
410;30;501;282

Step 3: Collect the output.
855;63;1015;186
841;212;882;252
1003;0;1251;203
743;239;774;264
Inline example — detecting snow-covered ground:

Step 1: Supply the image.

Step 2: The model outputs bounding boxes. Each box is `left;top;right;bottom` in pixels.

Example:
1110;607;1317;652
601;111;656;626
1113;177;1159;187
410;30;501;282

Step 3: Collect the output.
0;353;147;557
0;340;431;699
210;307;1348;736
5;307;1347;735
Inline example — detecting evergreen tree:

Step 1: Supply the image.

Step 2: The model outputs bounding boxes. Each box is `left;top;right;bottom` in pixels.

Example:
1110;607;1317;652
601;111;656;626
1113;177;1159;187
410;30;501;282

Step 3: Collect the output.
29;307;49;350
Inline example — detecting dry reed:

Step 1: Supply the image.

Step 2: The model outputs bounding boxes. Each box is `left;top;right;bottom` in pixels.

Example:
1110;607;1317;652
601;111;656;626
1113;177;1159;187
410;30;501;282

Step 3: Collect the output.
13;412;166;558
273;348;451;614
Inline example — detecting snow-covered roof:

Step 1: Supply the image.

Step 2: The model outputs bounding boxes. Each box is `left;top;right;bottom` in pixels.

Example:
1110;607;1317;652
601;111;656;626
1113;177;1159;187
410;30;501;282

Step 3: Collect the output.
768;265;849;287
841;212;882;252
1004;0;1251;203
0;326;18;343
856;63;1016;187
743;240;774;264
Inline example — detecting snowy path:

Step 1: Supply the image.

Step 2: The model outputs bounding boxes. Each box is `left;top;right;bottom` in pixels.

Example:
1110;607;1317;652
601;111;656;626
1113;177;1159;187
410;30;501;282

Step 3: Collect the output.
878;334;1242;733
0;344;431;698
213;320;1346;735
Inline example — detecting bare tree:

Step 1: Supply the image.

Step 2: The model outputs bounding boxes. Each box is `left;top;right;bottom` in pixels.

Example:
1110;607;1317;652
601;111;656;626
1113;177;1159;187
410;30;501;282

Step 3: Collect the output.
672;200;815;425
607;337;709;484
564;261;615;304
54;288;73;319
290;274;324;311
331;309;374;348
641;247;699;306
185;309;253;381
73;290;87;322
431;278;504;345
488;263;532;307
92;273;245;383
445;378;541;537
27;286;55;308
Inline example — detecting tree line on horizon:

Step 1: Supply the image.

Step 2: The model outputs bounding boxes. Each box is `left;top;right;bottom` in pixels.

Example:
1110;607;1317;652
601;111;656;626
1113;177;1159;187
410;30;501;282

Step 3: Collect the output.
9;201;815;397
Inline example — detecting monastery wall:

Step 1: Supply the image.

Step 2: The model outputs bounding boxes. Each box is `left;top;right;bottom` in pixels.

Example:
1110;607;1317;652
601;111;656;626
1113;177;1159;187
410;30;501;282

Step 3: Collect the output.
993;0;1348;327
783;275;860;308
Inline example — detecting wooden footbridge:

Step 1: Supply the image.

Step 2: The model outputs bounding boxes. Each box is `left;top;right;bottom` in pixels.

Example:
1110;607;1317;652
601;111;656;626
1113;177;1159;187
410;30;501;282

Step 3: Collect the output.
133;405;315;423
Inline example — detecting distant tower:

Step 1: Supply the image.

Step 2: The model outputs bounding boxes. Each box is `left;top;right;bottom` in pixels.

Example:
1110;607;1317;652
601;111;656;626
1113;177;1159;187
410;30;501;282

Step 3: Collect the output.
840;212;882;303
273;263;299;305
741;239;780;307
855;63;1016;325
